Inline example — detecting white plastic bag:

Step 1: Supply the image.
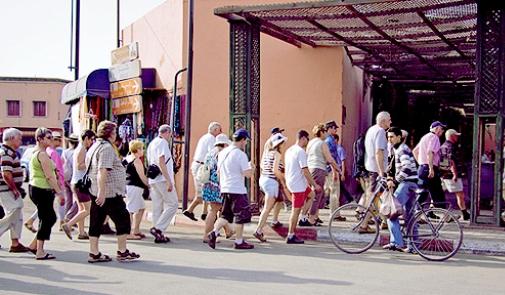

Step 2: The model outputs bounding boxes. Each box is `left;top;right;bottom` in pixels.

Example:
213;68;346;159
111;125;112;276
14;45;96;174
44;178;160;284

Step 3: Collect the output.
379;189;404;219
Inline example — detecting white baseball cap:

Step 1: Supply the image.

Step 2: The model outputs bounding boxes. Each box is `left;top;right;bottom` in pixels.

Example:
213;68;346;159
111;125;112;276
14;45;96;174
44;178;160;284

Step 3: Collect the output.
271;133;287;148
445;129;461;140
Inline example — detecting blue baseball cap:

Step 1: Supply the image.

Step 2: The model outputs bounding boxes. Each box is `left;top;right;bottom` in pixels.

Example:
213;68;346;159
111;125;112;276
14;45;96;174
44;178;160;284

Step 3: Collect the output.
233;128;250;139
430;121;447;129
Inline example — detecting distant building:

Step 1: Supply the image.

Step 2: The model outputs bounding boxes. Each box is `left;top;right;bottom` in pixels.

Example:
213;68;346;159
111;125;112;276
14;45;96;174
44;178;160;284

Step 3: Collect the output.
0;77;70;145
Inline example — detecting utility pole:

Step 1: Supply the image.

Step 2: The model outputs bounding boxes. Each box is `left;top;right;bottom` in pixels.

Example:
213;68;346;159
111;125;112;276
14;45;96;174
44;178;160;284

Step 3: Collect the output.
182;0;194;210
75;0;80;80
117;0;121;48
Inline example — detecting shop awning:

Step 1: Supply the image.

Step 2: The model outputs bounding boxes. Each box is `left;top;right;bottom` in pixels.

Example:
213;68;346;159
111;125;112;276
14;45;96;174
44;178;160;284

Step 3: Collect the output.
215;0;477;82
61;69;110;104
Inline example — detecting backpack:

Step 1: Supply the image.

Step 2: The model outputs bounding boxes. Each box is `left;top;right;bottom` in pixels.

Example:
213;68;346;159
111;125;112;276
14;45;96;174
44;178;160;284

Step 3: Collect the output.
352;134;367;179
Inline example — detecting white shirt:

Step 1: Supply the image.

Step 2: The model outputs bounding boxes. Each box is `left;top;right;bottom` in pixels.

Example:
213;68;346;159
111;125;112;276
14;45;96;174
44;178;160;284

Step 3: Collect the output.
284;144;309;193
193;133;216;163
147;136;174;184
218;145;250;194
364;124;388;173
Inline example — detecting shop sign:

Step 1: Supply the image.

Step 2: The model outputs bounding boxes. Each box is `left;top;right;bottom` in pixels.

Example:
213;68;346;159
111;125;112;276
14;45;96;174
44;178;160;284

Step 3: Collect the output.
112;95;143;115
110;77;142;99
109;59;141;82
111;42;139;65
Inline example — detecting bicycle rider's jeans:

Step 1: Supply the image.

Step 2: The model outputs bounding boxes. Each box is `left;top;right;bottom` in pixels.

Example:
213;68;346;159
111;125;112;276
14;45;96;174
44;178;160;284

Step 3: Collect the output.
387;181;418;248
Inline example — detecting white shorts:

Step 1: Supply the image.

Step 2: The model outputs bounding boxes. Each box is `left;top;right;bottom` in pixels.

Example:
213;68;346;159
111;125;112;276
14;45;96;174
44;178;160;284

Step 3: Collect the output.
191;161;203;198
259;176;279;198
441;178;463;193
126;185;146;213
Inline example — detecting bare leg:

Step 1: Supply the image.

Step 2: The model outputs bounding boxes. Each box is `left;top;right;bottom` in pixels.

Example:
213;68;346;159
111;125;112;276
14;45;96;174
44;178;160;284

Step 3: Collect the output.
133;209;145;234
204;203;220;240
66;201;91;235
255;197;276;234
117;234;127;252
186;197;202;213
272;202;283;223
90;236;100;255
288;208;302;236
455;192;466;210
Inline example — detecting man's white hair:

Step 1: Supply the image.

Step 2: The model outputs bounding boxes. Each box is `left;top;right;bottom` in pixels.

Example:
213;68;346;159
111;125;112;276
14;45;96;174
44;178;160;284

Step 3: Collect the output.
2;128;22;143
158;124;172;134
208;122;221;133
376;111;391;124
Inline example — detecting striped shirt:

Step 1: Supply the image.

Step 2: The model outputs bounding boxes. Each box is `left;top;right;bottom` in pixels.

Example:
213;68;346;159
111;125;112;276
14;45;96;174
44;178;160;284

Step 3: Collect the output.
393;143;418;183
0;144;24;191
261;150;284;179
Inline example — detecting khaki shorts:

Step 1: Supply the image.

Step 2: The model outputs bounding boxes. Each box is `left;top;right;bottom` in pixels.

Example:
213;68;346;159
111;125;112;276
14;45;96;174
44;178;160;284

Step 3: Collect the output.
441;178;463;193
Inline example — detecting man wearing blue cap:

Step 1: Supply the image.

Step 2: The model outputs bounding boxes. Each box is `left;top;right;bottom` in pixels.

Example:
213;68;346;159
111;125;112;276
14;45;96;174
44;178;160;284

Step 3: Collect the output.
207;128;254;250
413;121;447;215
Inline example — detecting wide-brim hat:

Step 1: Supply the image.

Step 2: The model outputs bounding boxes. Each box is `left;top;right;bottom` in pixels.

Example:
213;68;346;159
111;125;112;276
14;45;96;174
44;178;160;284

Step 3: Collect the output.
67;134;79;142
215;133;231;146
52;131;62;139
271;127;285;135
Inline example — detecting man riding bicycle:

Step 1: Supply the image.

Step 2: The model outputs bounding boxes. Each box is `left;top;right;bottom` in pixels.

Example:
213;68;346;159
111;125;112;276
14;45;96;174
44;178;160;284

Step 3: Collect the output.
383;127;419;252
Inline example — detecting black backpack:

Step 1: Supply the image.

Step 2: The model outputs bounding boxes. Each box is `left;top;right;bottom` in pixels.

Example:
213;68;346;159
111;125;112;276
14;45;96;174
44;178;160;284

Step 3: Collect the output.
352;134;368;179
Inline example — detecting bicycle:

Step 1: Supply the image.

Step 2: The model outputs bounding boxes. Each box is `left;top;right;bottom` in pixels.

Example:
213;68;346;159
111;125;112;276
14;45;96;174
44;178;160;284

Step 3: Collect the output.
328;178;463;261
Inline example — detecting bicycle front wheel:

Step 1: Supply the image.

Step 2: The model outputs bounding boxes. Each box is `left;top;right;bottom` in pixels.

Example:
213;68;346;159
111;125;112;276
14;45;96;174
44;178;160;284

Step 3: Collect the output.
328;203;380;254
409;208;463;261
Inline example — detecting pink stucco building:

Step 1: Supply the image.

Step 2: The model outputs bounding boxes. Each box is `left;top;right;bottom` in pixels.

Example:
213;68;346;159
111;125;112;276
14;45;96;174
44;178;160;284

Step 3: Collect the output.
0;77;69;144
122;0;372;196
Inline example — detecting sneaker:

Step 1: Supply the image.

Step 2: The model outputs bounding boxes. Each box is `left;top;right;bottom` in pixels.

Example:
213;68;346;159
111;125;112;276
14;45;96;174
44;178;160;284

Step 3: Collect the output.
461;210;470;221
183;210;198;221
154;235;170;243
427;212;440;220
382;243;404;252
357;226;376;234
333;216;347;222
316;218;324;225
207;231;217;249
116;249;140;261
9;244;30;253
234;241;254;249
270;221;283;228
253;231;267;243
298;219;319;227
286;235;304;244
201;213;207;221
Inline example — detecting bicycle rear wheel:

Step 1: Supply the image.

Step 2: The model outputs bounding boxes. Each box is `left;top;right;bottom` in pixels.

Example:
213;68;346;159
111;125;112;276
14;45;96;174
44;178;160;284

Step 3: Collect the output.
328;203;380;254
408;208;463;261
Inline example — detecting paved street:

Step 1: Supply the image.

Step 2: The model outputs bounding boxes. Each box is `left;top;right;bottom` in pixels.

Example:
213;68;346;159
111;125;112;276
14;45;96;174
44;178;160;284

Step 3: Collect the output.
1;201;504;295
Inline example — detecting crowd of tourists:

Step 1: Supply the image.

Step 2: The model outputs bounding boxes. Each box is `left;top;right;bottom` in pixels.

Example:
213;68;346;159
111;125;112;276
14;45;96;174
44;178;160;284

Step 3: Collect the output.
0;113;468;261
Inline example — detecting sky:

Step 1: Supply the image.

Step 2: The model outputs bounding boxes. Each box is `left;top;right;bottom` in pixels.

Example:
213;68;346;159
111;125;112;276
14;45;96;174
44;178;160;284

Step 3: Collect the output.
0;0;166;81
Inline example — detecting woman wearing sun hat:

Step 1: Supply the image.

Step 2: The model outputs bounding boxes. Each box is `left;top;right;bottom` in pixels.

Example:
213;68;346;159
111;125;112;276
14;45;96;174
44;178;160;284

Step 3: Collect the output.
253;133;290;242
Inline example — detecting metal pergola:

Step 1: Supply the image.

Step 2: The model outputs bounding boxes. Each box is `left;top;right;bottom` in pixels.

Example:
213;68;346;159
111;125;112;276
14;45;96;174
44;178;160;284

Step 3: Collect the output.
215;0;505;225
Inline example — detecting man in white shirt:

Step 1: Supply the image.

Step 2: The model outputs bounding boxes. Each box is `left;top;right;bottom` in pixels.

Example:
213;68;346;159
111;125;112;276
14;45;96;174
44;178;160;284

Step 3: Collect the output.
207;129;254;250
147;125;177;244
183;122;222;221
284;130;321;244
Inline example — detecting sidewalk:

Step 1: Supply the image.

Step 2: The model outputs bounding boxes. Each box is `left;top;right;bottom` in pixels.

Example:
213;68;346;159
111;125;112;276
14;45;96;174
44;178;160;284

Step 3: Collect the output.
172;203;505;256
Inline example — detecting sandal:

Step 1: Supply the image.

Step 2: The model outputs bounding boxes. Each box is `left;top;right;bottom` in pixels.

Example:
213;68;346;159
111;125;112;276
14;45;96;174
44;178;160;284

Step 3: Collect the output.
24;222;37;233
127;234;142;240
88;252;112;263
154;235;170;244
117;249;140;261
134;232;146;239
36;253;56;260
78;233;90;240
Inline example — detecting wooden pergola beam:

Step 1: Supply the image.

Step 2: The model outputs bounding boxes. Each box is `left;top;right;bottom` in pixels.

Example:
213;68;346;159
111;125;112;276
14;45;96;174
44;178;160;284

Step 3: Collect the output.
417;11;475;68
308;19;412;78
346;5;452;80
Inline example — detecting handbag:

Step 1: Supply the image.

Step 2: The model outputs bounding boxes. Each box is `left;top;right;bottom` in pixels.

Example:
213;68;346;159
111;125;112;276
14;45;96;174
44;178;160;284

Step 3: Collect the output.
147;157;171;179
196;162;211;184
379;189;404;219
76;142;103;193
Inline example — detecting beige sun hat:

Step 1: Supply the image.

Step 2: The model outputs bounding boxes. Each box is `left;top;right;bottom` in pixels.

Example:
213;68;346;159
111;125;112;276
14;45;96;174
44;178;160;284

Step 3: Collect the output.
214;133;231;146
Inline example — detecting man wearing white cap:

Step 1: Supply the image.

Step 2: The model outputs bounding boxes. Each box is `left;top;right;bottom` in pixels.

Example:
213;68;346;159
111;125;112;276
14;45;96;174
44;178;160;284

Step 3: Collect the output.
439;129;469;220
